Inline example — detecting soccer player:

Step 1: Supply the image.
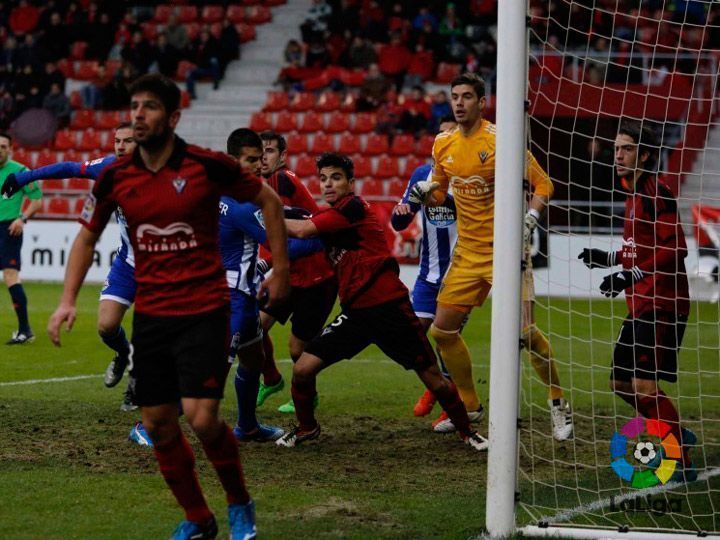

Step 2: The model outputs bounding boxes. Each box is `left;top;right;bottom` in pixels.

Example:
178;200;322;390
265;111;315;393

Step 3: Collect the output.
0;132;41;344
579;119;695;481
47;73;290;540
256;130;337;413
410;73;572;440
3;124;139;409
274;152;488;452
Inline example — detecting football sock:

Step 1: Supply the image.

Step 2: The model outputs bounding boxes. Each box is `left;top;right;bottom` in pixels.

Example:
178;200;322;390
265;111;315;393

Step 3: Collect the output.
100;325;130;359
636;391;689;465
525;325;564;401
234;365;260;432
437;348;451;379
429;324;480;411
261;333;282;386
435;382;472;437
291;377;318;432
201;422;250;505
154;432;213;524
8;284;30;334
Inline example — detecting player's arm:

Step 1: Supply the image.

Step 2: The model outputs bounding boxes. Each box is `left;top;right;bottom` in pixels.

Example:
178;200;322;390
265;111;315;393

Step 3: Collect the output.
524;152;554;245
8;180;43;236
391;169;425;231
252;183;289;308
285;217;319;238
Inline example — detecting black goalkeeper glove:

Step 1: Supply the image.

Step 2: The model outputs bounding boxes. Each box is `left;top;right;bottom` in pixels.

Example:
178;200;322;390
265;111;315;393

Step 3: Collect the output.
599;267;644;298
1;173;20;199
283;206;311;220
578;248;616;269
257;259;270;276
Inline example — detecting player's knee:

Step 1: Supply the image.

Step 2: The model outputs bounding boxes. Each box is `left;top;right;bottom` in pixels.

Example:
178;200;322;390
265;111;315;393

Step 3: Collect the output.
429;323;459;347
143;417;180;446
2;269;19;287
97;319;120;338
292;353;321;383
611;378;631;395
288;340;305;363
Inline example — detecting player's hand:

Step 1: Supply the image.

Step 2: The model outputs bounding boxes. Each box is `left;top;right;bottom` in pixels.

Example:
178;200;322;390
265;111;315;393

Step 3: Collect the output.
284;206;311;220
8;218;24;236
258;266;289;311
1;173;20;199
393;203;412;216
578;248;615;269
523;209;540;246
47;302;77;347
599;267;643;298
408;180;440;205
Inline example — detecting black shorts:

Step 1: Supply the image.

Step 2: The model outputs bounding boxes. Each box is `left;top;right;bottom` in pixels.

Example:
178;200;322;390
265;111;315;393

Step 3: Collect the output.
261;278;338;342
0;221;22;270
131;305;232;406
304;296;436;371
612;311;687;383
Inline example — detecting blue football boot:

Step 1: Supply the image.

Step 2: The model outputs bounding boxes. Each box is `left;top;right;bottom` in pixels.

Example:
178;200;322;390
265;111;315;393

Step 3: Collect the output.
170;516;218;540
128;422;154;448
228;500;256;540
233;423;284;442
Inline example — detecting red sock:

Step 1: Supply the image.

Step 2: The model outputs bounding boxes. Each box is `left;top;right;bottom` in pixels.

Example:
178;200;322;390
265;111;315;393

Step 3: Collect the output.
201;423;250;505
261;333;282;386
291;377;318;432
154;432;213;523
636;391;689;465
435;383;471;437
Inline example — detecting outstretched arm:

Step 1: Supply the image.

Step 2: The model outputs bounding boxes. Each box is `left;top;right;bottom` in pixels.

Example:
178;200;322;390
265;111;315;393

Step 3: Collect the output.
252;183;289;309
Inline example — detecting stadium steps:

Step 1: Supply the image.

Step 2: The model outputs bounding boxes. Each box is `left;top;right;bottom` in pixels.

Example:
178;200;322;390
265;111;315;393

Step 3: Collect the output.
679;125;720;226
175;0;306;150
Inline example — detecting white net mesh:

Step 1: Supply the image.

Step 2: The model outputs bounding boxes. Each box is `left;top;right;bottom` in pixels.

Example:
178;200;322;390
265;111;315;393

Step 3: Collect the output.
517;0;720;535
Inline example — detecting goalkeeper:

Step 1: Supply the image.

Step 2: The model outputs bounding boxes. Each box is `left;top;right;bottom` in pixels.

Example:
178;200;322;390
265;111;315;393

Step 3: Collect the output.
415;72;572;441
579;120;695;482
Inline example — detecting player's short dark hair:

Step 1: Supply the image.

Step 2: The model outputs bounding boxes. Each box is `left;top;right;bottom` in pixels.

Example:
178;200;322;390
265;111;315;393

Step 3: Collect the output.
0;131;12;144
227;128;263;157
115;122;132;131
618;119;658;162
260;130;287;154
128;73;181;113
317;152;354;180
450;72;485;99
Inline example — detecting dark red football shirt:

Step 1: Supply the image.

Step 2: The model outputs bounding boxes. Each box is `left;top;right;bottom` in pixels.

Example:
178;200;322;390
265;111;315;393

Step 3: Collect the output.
80;137;263;316
265;166;334;288
616;174;690;318
310;193;407;309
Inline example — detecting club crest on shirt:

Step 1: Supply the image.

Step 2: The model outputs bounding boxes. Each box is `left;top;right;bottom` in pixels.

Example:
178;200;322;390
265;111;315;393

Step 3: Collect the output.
479;151;488;163
172;177;187;194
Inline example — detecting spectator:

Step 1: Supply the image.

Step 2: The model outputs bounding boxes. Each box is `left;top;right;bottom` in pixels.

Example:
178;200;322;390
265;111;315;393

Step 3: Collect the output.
122;30;157;75
284;39;304;65
357;62;391;112
9;0;40;35
341;36;377;69
42;82;71;127
405;43;435;89
186;28;222;99
429;90;452;132
14;33;39;71
41;62;66;96
359;0;388;43
87;12;116;60
305;34;330;67
0;36;18;71
12;65;43;115
111;22;133;60
439;3;465;38
378;31;412;92
412;6;438;33
0;89;14;129
219;17;241;72
103;61;136;110
165;14;189;55
387;2;409;36
37;11;70;63
81;64;111;109
397;85;431;135
301;0;332;44
152;33;180;79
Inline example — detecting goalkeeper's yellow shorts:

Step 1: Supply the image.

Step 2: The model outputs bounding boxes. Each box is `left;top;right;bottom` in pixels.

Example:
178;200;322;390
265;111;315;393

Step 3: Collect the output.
437;245;493;311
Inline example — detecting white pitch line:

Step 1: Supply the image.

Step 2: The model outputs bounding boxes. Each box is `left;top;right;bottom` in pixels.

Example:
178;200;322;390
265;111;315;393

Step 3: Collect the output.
539;468;720;525
0;374;102;387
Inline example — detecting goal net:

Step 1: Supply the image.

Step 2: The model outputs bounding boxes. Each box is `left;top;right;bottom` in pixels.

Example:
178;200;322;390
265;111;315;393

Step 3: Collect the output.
513;1;720;537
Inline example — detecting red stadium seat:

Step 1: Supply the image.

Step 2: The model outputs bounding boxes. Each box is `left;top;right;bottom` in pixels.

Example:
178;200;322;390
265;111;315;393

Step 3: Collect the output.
298;111;325;133
314;91;341;112
387;178;406;199
57;59;74;78
337;132;361;155
245;6;271;24
66;178;91;192
70;110;95;130
416;134;436;157
350;113;375;134
364;133;389;155
294;154;317;178
263;91;289;112
390;134;415;156
105;59;122;76
11;148;33;168
61;149;81;163
404;155;428;175
339;69;366;87
43;179;66;192
77;128;102;152
359;179;385;197
375;155;400;179
274;111;298;133
96;110;126;130
69;90;83;109
154;4;173;23
304;176;321;196
70;41;88;60
289;92;316;112
202;5;225;23
54;129;77;151
236;23;257;43
177;5;198;23
339;92;357;112
325;111;350;133
100;131;114;152
73;196;87;215
309;133;335;154
285;132;309;154
35;149;57;168
141;22;159;41
45;197;71;216
351;154;373;178
435;62;462;84
249;112;273;132
227;5;246;23
175;60;196;81
180;90;191;109
185;22;201;41
75;61;99;81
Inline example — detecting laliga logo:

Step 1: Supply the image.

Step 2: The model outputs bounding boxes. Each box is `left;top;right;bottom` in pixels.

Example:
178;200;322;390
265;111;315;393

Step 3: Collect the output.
136;222;198;253
610;417;682;488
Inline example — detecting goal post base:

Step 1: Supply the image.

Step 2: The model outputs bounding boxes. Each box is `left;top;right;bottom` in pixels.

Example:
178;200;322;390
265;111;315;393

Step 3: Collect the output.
520;525;718;539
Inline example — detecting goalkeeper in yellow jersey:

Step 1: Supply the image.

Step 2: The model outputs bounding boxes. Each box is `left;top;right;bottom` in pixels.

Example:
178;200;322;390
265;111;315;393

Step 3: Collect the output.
409;72;573;441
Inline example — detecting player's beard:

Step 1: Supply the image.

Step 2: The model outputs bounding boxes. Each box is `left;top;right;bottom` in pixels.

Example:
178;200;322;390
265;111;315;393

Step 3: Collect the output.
137;125;172;152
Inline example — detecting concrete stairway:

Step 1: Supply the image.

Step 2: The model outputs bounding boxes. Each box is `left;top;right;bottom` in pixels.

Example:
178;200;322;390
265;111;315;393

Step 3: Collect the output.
176;0;308;150
679;120;720;229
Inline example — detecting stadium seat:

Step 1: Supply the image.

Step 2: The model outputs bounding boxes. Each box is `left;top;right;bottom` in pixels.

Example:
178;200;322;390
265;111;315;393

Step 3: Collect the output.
236;23;257;43
436;62;462;84
75;61;99;81
57;59;74;78
359;179;385;198
404;155;428;175
310;133;335;154
339;69;366;87
77;128;102;152
66;178;91;192
209;22;223;39
141;22;159;41
105;59;122;76
180;91;191;109
390;134;415;156
45;197;71;216
249;112;273;132
285;132;309;154
175;60;196;81
69;90;83;109
100;131;114;152
289;92;316;112
325;112;350;133
314;91;341;112
35;149;57;168
11;148;33;168
351;154;373;178
70;41;88;60
73;196;86;215
185;22;201;41
274;111;298;132
177;5;198;23
264;0;286;5
202;5;225;23
54;129;77;151
350;113;375;134
70;110;95;130
364;133;389;155
299;111;325;133
294;154;317;178
304;176;321;196
263;91;289;112
61;149;81;163
375;155;400;179
340;92;357;112
43;179;66;192
245;6;272;24
227;4;246;22
154;4;173;23
416;134;436;157
97;110;126;130
337;132;361;155
387;178;406;198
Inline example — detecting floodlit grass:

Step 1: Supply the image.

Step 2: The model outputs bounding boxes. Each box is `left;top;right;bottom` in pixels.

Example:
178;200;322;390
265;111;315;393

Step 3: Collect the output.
0;284;717;538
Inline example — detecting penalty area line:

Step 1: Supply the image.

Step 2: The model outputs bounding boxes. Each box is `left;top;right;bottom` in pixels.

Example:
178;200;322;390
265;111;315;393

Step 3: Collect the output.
0;374;102;387
539;467;720;525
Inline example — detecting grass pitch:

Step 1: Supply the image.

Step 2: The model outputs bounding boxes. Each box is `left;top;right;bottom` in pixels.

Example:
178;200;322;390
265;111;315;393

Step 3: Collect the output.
0;283;718;539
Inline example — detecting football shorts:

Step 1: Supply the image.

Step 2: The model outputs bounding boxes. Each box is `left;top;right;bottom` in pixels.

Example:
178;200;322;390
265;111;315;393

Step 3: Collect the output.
100;256;136;306
437;245;492;310
0;221;22;270
411;277;441;319
230;288;262;349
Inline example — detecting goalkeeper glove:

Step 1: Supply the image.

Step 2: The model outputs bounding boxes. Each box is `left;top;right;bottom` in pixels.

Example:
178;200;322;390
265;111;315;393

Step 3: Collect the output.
408;180;440;205
257;259;270;276
578;248;616;269
523;208;541;246
1;173;19;199
284;206;311;220
599;267;644;298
